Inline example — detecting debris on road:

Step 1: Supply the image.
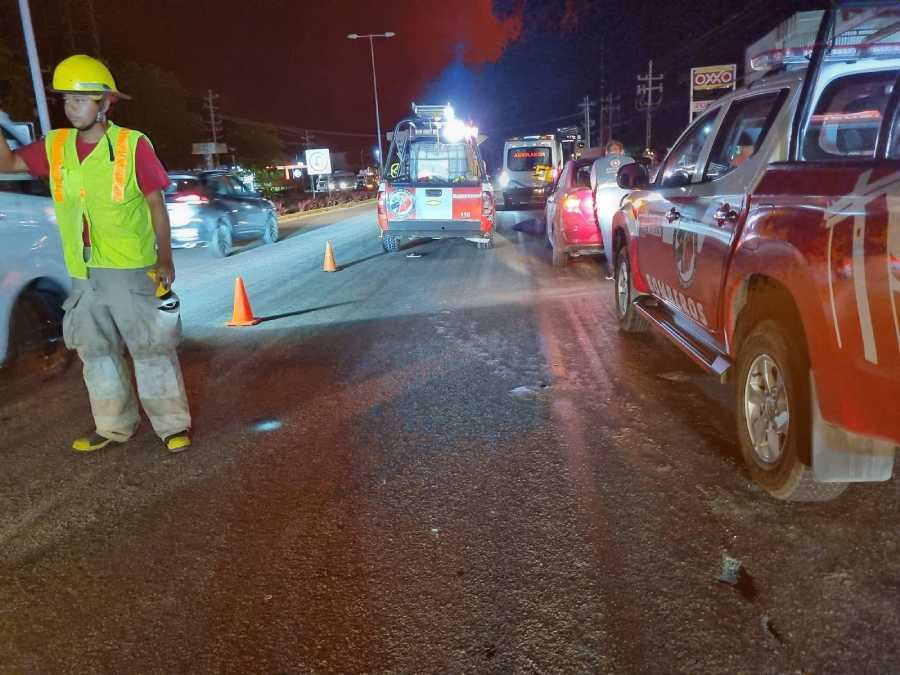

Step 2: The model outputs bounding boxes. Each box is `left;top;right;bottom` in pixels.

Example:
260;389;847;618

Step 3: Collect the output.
718;554;757;601
509;383;551;399
761;615;784;645
719;556;742;585
657;371;691;383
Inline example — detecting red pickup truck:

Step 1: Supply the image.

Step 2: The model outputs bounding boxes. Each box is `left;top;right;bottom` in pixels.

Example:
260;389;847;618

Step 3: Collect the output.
611;7;900;501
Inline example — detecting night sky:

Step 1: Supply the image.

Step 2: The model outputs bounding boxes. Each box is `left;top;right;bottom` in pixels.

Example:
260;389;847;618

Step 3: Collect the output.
2;0;825;166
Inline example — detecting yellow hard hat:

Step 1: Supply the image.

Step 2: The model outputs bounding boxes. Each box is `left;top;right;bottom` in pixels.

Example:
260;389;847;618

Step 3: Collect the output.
51;55;130;99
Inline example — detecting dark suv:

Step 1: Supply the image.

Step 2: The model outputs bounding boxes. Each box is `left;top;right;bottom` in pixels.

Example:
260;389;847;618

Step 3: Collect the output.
165;170;279;257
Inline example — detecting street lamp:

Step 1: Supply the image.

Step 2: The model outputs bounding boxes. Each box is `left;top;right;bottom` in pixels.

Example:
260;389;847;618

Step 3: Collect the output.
347;31;395;174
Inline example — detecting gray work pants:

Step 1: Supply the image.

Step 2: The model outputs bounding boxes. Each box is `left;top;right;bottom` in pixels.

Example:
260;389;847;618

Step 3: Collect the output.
62;266;192;442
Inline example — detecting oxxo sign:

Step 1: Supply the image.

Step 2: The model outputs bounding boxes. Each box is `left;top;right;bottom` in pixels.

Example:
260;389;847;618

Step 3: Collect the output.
690;64;736;122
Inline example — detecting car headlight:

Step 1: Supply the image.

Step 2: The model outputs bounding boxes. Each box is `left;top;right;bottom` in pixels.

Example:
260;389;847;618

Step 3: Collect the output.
499;171;510;187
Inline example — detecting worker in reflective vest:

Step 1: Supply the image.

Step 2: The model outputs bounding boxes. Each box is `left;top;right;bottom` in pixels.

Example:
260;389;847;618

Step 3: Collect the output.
0;55;192;453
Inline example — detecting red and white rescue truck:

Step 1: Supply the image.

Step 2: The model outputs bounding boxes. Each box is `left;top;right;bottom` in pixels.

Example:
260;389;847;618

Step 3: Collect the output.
377;104;495;252
612;6;900;500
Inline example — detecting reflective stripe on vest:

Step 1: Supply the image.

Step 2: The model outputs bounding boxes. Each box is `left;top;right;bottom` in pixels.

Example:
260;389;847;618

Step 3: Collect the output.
50;129;71;203
111;129;131;203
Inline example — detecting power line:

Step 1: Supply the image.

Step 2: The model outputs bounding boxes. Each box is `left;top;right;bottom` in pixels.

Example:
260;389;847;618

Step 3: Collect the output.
485;111;582;135
219;114;376;139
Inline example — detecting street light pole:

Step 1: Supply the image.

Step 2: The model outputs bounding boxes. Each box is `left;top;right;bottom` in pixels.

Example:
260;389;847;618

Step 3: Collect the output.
347;31;395;174
368;34;383;174
17;0;51;135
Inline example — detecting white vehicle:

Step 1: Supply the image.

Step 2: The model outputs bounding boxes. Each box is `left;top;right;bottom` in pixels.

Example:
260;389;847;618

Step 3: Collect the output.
498;134;563;209
0;116;70;373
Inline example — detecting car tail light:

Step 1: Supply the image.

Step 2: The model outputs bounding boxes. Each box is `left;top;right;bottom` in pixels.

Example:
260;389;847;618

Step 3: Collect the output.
482;190;494;219
377;191;386;216
563;195;582;212
175;193;208;205
564;191;594;217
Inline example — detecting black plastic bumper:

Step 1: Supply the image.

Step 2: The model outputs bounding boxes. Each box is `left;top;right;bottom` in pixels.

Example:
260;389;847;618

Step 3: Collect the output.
385;219;488;239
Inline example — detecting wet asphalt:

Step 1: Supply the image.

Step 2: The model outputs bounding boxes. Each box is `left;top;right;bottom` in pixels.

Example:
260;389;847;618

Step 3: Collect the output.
1;203;898;673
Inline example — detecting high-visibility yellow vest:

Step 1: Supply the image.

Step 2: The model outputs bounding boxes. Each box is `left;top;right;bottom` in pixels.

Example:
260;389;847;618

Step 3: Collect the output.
45;122;158;279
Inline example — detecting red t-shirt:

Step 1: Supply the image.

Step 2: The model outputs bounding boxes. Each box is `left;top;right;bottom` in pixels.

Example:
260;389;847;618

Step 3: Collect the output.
15;133;170;245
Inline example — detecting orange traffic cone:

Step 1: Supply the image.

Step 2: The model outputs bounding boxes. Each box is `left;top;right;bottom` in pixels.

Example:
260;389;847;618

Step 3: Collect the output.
226;277;260;326
323;240;338;272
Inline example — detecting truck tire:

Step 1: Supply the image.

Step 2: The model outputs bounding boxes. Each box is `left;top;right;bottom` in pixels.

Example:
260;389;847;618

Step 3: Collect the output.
735;319;847;502
382;235;400;253
614;245;649;333
210;222;232;258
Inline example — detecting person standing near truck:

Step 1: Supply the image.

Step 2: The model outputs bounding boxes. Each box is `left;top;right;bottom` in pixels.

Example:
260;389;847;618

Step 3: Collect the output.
0;55;192;453
591;139;634;277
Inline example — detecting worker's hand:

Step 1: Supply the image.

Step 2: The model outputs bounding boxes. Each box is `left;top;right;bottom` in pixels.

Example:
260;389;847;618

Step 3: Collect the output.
155;258;176;289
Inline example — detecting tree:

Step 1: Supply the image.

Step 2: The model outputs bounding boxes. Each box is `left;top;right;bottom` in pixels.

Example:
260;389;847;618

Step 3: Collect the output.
111;61;203;169
224;118;286;168
0;43;35;121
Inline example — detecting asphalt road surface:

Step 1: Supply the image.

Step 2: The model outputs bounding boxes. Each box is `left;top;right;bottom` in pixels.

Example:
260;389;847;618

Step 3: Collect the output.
1;203;898;673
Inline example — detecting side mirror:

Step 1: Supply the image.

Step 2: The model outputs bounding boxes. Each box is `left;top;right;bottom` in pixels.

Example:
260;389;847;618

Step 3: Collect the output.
617;163;649;190
662;169;691;189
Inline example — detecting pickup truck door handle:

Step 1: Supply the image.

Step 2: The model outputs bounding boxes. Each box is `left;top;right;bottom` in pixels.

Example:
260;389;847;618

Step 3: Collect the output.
713;203;738;226
666;207;681;223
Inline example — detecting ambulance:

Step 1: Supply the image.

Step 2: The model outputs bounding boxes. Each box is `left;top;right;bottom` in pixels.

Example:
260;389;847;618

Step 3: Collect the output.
497;134;564;209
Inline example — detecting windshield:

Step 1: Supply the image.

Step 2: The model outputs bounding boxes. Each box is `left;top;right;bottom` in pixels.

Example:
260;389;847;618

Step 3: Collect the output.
165;178;201;194
409;139;482;184
507;146;552;172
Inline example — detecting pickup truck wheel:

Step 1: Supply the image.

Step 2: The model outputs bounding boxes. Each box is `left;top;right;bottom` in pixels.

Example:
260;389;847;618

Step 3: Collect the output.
735;320;847;502
210;222;232;258
382;235;400;253
614;246;649;333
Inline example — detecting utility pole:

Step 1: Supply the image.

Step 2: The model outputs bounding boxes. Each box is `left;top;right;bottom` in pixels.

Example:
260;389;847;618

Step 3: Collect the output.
599;93;622;147
577;95;597;149
304;128;315;193
636;59;664;150
203;89;223;168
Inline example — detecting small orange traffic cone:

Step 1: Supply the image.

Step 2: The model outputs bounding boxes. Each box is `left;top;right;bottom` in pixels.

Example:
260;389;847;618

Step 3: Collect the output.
226;277;260;326
323;240;338;272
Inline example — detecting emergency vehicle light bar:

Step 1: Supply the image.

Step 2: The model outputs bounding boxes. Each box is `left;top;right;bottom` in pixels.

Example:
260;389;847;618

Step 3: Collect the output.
411;103;454;122
747;8;900;74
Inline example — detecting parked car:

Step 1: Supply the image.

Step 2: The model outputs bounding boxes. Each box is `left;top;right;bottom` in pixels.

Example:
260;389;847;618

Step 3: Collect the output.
377;103;495;252
545;157;602;267
610;7;900;501
0;118;70;374
165;170;279;257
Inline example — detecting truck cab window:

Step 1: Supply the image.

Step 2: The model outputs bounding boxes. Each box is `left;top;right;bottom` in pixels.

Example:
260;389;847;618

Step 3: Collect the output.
659;108;718;188
802;70;898;161
704;91;786;180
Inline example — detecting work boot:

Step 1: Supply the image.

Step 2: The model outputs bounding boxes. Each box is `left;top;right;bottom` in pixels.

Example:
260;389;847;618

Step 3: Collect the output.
72;432;120;453
164;430;192;453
